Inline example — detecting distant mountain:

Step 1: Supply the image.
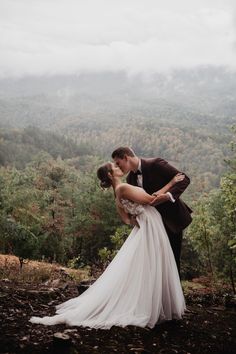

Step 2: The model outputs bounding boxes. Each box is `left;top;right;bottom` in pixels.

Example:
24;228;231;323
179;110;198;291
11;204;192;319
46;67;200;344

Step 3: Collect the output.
0;67;235;131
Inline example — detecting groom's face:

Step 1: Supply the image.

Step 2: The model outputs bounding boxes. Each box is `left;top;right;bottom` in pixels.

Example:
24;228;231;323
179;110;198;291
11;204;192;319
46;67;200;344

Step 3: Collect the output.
113;156;131;174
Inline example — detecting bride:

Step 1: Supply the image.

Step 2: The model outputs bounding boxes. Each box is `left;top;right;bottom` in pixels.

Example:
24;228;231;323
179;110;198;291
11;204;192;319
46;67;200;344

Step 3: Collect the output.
30;162;186;329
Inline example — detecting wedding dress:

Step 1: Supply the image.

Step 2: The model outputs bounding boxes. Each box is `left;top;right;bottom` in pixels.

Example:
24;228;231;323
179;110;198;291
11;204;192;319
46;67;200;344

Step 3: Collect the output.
30;200;186;329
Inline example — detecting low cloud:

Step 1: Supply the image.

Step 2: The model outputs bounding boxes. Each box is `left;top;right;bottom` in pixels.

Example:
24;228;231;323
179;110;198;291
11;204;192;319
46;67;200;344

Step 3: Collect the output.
0;0;235;78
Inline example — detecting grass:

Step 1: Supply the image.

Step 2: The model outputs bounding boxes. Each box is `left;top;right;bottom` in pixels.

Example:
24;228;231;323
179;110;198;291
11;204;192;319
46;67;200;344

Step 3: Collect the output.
0;254;232;296
0;254;89;285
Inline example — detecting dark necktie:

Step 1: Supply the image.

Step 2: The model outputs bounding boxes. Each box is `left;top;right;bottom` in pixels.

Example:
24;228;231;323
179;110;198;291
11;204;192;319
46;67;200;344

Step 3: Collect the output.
134;170;142;176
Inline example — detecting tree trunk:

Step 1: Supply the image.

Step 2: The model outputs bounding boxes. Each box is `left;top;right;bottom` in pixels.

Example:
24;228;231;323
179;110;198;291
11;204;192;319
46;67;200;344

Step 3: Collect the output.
229;250;236;294
203;224;214;278
19;257;24;269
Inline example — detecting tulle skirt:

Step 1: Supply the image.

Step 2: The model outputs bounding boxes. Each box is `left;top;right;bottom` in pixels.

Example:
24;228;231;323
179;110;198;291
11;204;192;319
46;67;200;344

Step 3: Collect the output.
30;206;186;329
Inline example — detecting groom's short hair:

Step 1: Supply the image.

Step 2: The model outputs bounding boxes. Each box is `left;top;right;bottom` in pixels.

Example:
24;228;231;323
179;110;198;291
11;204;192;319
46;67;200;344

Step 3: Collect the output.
112;147;136;159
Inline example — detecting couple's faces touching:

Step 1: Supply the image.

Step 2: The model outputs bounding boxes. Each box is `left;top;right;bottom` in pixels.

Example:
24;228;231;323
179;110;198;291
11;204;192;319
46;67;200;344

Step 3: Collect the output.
110;162;124;178
113;156;131;174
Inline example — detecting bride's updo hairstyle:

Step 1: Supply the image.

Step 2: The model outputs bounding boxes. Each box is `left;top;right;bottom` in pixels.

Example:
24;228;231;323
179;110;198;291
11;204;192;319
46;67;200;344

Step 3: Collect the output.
97;163;113;189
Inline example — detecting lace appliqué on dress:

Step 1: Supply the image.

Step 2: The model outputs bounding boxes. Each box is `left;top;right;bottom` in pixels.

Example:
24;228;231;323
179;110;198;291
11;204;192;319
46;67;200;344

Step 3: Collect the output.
120;199;145;216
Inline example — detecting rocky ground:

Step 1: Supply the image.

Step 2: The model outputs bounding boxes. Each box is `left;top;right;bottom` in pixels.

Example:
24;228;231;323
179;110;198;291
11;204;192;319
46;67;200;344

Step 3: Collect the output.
0;255;235;354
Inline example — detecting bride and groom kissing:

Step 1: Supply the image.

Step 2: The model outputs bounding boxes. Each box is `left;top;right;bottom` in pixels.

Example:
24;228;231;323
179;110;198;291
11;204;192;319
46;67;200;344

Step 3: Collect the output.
30;147;192;329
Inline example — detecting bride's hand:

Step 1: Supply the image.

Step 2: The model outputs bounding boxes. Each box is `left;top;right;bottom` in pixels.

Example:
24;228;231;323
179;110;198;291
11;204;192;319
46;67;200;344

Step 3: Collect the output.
171;173;185;186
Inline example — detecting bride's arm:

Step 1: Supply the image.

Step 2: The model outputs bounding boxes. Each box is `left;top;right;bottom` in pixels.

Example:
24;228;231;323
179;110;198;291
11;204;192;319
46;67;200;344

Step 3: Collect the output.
153;173;185;196
116;184;155;204
150;173;185;206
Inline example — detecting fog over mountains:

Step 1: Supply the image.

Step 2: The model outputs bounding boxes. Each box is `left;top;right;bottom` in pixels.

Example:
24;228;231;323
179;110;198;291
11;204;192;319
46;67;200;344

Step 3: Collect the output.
0;67;235;132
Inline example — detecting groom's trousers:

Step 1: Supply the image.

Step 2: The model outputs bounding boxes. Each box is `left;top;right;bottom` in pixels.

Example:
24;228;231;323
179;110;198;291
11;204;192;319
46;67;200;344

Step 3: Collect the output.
165;225;183;276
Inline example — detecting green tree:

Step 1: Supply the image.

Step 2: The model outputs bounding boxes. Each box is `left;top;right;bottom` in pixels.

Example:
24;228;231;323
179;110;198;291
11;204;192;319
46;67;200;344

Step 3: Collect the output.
187;126;236;292
187;195;215;277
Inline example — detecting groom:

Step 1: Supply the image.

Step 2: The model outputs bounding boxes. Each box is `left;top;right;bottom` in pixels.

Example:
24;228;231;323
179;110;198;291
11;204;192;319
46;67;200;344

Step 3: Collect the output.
112;146;192;274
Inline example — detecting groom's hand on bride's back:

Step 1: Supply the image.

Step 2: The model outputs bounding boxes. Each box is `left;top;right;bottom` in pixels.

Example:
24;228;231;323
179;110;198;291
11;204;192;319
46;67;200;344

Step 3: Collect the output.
150;193;171;206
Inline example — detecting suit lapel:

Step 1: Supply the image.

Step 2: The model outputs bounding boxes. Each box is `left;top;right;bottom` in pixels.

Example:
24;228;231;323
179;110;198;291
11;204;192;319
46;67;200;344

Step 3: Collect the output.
141;158;161;193
127;171;138;186
140;158;149;191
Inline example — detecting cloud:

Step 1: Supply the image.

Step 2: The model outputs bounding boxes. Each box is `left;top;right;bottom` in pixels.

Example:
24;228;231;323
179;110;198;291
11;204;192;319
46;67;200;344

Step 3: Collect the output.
0;0;235;77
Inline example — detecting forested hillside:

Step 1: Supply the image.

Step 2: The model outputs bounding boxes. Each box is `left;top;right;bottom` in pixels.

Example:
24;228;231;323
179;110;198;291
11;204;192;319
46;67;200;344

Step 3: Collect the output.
0;127;91;169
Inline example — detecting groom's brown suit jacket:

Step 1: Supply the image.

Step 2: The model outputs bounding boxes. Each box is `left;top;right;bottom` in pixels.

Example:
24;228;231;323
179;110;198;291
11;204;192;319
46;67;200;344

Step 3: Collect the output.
126;158;192;234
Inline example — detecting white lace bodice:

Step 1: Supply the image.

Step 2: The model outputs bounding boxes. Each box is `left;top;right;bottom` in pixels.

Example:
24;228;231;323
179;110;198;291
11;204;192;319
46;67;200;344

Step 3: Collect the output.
120;198;145;216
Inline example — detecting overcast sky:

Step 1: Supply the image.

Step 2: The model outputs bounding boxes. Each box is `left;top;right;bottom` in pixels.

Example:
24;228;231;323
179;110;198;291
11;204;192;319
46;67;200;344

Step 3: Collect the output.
0;0;236;78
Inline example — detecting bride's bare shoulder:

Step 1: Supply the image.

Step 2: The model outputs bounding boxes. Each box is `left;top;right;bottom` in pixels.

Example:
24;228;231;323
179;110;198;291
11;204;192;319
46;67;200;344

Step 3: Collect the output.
115;183;136;198
115;183;127;196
